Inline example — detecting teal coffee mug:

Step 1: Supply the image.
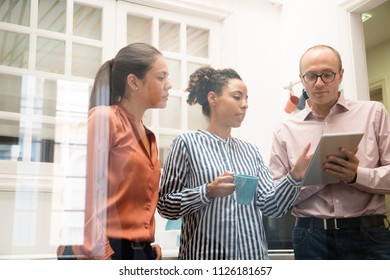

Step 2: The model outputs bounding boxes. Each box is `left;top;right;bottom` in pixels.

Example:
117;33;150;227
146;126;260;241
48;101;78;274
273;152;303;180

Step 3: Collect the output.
234;174;258;205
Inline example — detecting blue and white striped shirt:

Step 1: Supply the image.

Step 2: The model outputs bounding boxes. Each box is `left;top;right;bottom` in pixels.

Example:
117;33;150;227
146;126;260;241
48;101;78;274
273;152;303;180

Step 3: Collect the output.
157;130;300;259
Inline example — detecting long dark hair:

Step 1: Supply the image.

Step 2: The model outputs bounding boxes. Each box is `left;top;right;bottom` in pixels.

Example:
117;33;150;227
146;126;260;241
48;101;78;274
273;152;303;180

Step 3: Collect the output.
89;42;162;110
186;66;242;118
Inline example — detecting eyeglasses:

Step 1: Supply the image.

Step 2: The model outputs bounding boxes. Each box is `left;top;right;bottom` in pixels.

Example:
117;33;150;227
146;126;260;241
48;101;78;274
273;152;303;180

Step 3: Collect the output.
302;71;337;84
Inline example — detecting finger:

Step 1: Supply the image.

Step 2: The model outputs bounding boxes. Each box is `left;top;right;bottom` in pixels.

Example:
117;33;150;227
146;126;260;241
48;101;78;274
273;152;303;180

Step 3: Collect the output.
301;143;311;157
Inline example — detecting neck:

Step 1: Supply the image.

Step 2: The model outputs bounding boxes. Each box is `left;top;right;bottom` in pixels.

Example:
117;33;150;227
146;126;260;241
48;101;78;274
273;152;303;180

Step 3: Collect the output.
119;98;145;125
206;123;231;139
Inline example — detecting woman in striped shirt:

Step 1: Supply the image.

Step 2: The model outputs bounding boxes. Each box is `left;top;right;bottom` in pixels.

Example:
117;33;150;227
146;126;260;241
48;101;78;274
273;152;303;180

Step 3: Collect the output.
157;66;310;260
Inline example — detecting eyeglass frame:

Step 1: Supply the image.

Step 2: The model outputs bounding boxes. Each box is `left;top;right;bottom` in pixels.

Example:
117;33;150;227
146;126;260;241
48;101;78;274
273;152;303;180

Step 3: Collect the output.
301;71;339;84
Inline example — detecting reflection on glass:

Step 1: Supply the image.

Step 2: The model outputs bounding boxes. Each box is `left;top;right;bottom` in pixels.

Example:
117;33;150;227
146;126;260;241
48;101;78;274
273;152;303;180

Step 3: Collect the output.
187;102;208;131
186;26;209;58
187;62;205;80
159;21;180;52
0;73;22;113
56;80;89;115
0;0;30;26
36;37;65;74
0;120;21;160
31;122;55;163
165;58;180;90
72;44;101;79
159;95;181;129
73;3;102;40
38;0;66;33
186;62;208;131
158;134;176;168
0;30;29;69
34;79;57;117
127;14;152;44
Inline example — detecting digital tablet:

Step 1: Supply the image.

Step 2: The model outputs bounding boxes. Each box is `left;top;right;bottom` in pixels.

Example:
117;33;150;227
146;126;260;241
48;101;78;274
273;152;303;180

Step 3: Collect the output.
301;132;364;186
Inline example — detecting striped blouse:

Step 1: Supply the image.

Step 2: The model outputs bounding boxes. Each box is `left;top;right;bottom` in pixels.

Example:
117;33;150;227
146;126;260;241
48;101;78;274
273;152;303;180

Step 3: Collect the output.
157;130;301;260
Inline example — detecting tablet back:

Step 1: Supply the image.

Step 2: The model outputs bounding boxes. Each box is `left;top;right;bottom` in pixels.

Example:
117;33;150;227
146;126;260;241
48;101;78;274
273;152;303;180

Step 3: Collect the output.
301;132;364;186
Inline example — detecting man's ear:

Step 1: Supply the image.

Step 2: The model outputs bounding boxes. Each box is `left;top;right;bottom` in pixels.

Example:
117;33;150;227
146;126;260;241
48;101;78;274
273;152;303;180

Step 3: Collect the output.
208;91;217;106
127;74;139;91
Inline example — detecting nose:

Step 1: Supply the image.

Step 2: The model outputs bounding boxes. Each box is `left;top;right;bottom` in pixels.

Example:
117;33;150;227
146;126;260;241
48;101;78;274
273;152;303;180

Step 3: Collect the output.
314;77;325;87
166;79;172;90
242;98;248;109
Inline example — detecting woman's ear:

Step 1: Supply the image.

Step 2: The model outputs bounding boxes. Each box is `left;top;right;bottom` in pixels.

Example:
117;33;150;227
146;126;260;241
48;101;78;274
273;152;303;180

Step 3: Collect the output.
208;91;217;106
127;74;139;91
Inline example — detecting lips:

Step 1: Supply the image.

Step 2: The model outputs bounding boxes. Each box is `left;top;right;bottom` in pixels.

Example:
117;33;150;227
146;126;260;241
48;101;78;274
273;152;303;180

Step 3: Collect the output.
236;113;245;120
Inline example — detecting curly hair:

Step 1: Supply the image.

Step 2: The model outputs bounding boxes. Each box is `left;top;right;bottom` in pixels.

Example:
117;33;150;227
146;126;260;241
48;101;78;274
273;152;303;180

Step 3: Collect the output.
186;66;242;117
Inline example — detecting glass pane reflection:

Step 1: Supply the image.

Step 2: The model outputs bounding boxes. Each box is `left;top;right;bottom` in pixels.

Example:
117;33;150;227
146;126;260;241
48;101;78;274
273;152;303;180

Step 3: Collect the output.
73;3;102;40
165;58;180;90
38;0;66;33
0;30;29;69
127;15;152;44
72;44;101;79
36;37;65;74
186;26;209;58
159;95;181;129
158;134;176;168
159;21;180;52
187;62;208;131
0;0;30;26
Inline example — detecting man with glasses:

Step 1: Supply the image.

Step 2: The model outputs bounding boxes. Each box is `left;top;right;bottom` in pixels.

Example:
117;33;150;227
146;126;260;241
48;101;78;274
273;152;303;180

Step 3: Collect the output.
269;45;390;259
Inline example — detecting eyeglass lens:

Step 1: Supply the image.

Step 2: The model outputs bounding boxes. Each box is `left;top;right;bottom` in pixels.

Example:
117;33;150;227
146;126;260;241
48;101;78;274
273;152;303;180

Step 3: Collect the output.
303;72;336;84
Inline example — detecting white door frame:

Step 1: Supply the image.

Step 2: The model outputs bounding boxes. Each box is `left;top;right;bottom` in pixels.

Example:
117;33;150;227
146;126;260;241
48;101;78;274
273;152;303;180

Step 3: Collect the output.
338;0;388;100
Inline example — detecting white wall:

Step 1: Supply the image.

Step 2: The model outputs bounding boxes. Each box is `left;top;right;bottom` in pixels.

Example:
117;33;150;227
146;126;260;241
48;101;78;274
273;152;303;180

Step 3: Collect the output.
196;0;359;163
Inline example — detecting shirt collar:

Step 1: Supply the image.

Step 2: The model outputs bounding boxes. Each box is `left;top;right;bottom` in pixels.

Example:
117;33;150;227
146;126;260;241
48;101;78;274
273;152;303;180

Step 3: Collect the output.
198;129;231;143
302;92;349;121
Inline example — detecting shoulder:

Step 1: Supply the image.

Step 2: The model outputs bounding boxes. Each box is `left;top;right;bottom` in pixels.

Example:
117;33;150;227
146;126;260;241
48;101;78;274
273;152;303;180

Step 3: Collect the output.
88;105;115;119
231;136;260;153
347;99;388;114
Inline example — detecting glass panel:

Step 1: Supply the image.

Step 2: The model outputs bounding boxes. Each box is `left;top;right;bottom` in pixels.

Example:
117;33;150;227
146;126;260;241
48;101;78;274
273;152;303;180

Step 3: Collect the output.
36;37;65;74
158;134;177;168
127;14;152;44
187;62;205;79
72;43;101;79
0;30;29;68
187;102;208;131
34;79;57;117
0;0;30;26
0;74;22;160
186;62;208;131
56;79;89;115
159;95;181;129
0;120;21;160
31;122;55;162
159;21;180;52
165;58;180;90
186;26;209;58
0;73;22;113
38;0;66;33
73;3;102;40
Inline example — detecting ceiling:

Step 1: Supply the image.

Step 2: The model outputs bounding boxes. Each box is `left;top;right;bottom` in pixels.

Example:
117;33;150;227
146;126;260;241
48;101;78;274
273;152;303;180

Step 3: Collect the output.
363;0;390;50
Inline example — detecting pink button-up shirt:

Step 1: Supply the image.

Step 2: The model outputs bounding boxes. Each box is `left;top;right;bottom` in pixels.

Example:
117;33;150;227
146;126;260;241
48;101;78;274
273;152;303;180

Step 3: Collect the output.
269;94;390;218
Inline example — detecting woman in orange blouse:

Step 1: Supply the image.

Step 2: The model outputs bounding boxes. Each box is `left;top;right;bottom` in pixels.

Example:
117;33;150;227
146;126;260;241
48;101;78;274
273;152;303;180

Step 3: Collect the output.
57;42;171;260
